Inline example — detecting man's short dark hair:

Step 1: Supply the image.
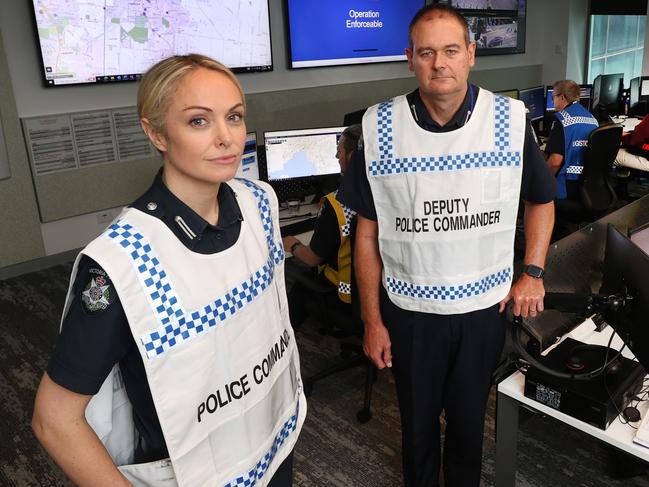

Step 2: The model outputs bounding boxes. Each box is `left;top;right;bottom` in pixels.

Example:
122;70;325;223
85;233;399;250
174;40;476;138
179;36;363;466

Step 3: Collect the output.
408;4;471;49
341;124;362;153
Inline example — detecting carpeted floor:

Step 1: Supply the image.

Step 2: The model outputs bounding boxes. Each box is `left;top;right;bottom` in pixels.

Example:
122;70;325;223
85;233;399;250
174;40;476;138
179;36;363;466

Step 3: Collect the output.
1;262;649;486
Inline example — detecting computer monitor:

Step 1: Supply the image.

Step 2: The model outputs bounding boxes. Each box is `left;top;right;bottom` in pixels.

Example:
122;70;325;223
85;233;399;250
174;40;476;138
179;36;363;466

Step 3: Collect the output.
519;86;545;121
343;108;367;126
579;84;593;111
495;88;519;100
629;76;649;116
263;126;345;201
600;223;649;372
546;84;592;113
545;87;556;112
235;132;259;180
592;73;624;118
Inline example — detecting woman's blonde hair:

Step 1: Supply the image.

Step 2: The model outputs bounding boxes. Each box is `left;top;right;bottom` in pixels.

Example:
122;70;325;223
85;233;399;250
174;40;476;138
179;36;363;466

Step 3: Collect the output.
137;54;245;135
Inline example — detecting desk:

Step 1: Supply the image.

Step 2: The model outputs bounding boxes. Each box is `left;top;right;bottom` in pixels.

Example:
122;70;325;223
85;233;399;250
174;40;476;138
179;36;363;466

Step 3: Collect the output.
495;319;649;486
279;202;319;254
612;116;643;133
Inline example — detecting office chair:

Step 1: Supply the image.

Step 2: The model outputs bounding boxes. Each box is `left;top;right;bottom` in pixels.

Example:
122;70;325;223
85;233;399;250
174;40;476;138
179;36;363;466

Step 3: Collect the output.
579;124;623;213
290;218;376;423
554;124;623;238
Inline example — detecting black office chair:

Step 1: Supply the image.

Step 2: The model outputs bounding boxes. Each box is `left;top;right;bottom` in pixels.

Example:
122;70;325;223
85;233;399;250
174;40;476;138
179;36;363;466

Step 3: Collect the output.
579;124;623;213
290;218;376;423
554;124;623;238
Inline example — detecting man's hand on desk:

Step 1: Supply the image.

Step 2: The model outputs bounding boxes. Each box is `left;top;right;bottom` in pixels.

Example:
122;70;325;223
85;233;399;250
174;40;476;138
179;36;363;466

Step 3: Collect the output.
282;236;301;255
282;236;324;267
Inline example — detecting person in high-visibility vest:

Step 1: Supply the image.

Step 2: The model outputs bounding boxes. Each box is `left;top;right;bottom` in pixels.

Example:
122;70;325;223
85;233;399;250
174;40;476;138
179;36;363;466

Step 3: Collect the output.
283;125;361;325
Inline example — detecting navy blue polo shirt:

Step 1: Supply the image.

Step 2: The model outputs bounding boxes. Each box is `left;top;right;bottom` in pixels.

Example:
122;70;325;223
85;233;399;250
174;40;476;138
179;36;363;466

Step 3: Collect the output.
309;198;341;270
47;169;243;462
338;86;556;220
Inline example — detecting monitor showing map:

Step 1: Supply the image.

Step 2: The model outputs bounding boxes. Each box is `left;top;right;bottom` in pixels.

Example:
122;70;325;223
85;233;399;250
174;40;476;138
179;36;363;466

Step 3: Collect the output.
31;0;273;86
263;127;345;182
235;132;259;180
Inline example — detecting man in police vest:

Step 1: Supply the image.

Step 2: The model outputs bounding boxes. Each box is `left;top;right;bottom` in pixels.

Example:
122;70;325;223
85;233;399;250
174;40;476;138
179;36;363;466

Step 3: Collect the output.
283;125;362;323
545;79;599;200
338;4;555;486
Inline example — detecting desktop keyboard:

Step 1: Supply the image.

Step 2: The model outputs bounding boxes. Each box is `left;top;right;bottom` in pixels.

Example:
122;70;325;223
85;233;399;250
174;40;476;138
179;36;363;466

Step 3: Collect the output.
280;217;317;237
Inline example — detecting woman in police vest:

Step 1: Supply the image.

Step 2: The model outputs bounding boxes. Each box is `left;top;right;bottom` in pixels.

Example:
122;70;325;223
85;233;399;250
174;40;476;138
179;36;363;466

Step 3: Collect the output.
32;54;306;487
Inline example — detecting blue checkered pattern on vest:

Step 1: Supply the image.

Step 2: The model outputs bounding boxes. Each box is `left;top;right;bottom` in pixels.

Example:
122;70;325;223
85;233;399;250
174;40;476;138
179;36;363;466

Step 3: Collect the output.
105;180;284;359
369;94;520;176
386;267;512;301
341;204;356;237
224;399;300;487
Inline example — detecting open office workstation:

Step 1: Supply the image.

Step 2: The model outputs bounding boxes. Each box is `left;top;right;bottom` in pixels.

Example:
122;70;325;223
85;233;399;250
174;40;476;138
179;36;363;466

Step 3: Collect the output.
2;0;649;486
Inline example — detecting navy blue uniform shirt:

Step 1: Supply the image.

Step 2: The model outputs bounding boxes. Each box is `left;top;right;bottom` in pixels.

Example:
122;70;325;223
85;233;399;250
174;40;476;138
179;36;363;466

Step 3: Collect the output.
47;169;243;462
308;198;341;270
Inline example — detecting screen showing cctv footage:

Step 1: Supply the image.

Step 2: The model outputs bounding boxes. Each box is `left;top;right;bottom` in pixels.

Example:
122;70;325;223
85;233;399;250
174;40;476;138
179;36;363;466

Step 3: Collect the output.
435;0;526;55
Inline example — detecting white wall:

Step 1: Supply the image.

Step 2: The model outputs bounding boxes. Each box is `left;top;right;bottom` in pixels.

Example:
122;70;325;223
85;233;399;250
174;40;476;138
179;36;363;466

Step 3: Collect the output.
0;0;578;258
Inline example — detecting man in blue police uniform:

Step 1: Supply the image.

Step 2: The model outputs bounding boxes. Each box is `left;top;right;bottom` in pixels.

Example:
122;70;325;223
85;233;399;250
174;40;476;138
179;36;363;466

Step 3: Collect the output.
545;79;599;200
338;5;555;487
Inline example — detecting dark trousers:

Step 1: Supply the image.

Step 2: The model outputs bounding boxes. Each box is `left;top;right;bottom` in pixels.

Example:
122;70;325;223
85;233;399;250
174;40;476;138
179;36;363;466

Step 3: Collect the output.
268;451;294;487
381;290;506;487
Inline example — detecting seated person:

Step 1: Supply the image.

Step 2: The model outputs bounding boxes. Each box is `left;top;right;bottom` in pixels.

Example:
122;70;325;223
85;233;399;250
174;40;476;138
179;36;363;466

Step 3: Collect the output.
544;80;599;200
282;124;361;326
615;113;649;172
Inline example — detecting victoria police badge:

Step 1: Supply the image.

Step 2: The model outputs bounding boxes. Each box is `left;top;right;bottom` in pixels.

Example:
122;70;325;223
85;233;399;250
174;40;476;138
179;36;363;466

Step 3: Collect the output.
81;268;115;313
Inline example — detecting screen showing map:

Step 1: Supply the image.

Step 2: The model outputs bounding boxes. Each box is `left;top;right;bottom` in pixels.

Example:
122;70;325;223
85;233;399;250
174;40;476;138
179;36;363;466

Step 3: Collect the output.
235;132;259;180
31;0;272;86
264;127;345;181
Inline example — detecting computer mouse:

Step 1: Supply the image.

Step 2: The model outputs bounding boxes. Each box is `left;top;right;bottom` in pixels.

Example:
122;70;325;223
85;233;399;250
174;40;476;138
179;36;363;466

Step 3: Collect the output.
623;406;641;423
607;357;623;375
566;354;586;372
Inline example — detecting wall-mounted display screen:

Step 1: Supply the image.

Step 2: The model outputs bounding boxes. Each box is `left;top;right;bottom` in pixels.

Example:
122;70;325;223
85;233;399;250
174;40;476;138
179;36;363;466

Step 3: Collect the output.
287;0;424;68
441;0;526;55
31;0;273;86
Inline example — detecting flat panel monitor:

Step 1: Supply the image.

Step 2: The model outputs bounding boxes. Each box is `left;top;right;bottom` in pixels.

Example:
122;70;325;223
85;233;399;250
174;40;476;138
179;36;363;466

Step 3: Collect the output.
343;107;368;126
630;77;641;109
600;224;649;373
519;86;545;121
495;88;519;100
546;87;555;112
459;1;527;56
579;84;593;111
235;132;259;180
287;0;424;69
546;85;593;112
264;127;345;181
31;0;273;86
629;76;649;115
592;73;624;116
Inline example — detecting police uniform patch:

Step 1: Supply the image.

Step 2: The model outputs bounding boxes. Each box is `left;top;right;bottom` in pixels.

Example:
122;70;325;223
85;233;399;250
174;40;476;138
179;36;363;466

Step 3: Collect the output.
81;267;115;314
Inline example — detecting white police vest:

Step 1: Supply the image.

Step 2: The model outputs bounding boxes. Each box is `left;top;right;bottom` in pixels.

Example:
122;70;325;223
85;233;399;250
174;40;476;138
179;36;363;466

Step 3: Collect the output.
363;90;524;314
62;179;306;486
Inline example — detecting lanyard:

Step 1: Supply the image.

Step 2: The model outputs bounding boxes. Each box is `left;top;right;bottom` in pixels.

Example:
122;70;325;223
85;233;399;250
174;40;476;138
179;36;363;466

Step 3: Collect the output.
463;84;475;126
